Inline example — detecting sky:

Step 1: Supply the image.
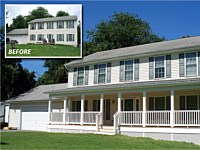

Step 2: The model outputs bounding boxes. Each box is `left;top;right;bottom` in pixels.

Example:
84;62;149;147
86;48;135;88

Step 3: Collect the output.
2;1;200;79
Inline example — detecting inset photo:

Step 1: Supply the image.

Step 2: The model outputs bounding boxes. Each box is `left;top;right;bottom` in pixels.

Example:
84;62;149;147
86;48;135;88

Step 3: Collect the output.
5;4;82;58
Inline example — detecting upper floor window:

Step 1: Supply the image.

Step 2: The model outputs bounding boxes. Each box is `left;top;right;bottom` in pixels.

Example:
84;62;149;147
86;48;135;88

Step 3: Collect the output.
30;34;36;41
149;55;171;80
57;34;64;41
37;34;44;41
66;20;74;28
57;21;64;29
38;22;44;29
47;22;54;29
94;63;111;84
30;23;36;30
67;34;74;41
179;51;200;77
120;59;139;82
73;66;89;86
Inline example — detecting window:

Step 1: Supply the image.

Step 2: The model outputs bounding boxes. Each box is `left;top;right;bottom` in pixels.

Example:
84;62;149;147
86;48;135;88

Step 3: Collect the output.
73;66;89;86
186;52;197;76
93;100;100;111
67;34;75;41
94;63;111;84
180;95;199;110
38;22;44;29
30;23;36;30
67;20;74;28
125;99;133;111
149;96;170;111
155;56;165;78
77;67;84;85
98;64;106;84
37;34;44;41
47;22;54;29
30;34;36;41
57;34;64;41
47;34;53;42
72;101;81;111
125;60;133;81
57;21;64;29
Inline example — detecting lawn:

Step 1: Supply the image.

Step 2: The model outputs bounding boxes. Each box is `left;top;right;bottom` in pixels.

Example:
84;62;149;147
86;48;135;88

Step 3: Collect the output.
6;44;81;57
1;132;200;149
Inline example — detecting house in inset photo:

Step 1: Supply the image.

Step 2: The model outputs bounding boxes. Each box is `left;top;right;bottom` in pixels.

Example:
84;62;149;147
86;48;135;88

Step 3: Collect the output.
5;4;82;58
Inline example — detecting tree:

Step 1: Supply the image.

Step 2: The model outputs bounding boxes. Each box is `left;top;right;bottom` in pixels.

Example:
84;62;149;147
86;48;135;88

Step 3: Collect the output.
56;10;69;17
85;12;164;55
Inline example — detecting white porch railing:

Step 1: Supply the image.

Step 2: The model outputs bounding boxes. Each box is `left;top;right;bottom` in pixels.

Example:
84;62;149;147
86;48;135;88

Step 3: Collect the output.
174;110;200;126
146;111;170;126
83;112;99;124
50;112;63;123
119;111;143;125
65;112;81;124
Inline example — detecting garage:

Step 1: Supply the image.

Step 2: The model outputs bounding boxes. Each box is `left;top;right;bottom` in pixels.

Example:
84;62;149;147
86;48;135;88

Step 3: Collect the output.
6;28;28;44
21;106;48;131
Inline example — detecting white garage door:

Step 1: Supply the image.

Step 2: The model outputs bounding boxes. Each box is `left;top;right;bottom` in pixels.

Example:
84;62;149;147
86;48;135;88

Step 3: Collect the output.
22;106;48;131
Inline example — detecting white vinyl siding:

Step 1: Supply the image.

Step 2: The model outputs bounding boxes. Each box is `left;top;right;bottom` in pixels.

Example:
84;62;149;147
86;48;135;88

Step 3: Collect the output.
57;34;64;41
30;34;36;41
67;34;75;41
66;20;74;28
47;22;54;29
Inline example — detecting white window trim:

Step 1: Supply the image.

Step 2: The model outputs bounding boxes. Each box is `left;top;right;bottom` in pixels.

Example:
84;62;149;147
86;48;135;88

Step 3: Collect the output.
184;51;198;77
154;55;166;79
122;59;134;82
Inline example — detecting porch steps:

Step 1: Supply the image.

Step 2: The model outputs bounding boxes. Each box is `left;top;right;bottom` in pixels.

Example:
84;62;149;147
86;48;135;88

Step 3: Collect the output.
94;126;115;135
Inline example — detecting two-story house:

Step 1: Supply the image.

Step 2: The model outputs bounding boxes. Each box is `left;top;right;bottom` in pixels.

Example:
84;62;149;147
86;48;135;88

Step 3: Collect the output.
7;36;200;144
6;16;78;46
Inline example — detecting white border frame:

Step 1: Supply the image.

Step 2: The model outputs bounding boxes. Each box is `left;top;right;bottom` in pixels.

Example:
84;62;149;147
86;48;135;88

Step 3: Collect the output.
5;4;82;58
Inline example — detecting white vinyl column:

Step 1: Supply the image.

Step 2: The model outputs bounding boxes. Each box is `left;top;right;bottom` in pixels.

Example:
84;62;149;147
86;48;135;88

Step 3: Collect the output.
118;92;121;112
63;96;67;124
80;95;85;125
170;89;174;127
142;91;146;127
48;97;52;124
100;94;104;113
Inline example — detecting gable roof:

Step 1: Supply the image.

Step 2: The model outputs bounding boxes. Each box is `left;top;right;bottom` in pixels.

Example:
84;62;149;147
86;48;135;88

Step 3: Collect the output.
7;28;28;35
66;36;200;67
28;16;77;23
7;83;68;102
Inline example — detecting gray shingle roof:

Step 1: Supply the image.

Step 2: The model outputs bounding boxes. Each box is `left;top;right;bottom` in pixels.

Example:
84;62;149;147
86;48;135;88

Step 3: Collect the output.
66;36;200;67
7;28;28;35
45;78;200;95
28;16;77;23
7;83;68;102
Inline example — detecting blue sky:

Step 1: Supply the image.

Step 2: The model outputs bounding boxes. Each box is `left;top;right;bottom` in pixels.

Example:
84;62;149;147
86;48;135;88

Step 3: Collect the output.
2;1;200;79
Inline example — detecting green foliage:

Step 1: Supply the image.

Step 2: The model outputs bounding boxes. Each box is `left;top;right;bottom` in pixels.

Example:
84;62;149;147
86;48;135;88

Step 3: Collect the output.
84;12;164;56
7;15;26;32
1;54;36;100
1;132;200;149
56;10;69;17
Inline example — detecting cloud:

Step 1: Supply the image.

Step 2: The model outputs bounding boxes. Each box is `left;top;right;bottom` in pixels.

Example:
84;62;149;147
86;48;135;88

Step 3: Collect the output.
6;4;82;25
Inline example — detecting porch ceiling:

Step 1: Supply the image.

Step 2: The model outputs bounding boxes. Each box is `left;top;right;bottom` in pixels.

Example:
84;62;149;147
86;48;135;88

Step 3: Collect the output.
45;77;200;96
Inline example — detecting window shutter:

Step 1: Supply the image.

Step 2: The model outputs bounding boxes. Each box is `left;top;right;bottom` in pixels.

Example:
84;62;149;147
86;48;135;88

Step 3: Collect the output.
198;51;200;76
120;61;124;82
85;66;89;85
73;67;77;86
166;55;171;78
107;63;111;83
134;59;139;81
149;57;154;80
94;65;98;84
179;53;185;77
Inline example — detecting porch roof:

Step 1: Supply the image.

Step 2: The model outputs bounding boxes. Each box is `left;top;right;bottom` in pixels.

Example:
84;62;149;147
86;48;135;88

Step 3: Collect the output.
45;77;200;96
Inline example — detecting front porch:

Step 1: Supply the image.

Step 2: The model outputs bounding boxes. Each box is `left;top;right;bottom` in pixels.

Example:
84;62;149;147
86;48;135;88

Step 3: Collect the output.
48;89;200;128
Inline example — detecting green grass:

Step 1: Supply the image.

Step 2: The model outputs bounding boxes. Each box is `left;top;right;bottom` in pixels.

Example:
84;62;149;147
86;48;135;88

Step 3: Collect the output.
6;44;81;57
1;132;200;149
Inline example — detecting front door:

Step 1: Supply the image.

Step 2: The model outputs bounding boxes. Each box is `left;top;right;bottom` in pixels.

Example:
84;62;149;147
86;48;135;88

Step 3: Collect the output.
103;99;112;125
